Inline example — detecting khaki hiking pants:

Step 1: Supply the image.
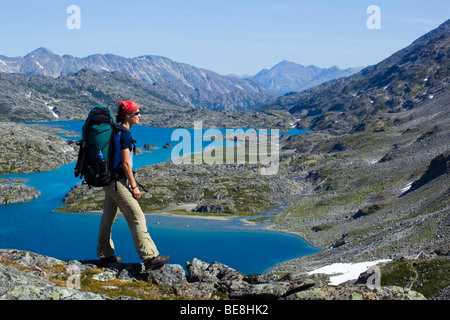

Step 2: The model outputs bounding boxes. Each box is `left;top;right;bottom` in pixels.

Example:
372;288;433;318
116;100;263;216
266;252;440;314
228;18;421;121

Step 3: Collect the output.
97;178;159;261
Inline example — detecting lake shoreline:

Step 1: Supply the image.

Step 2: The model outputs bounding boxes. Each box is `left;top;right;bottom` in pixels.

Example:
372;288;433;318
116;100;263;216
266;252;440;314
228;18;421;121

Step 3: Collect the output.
0;121;320;275
143;201;321;253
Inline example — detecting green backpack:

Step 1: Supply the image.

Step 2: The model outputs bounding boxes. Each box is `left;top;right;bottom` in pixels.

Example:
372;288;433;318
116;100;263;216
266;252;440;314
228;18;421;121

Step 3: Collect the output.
74;105;117;187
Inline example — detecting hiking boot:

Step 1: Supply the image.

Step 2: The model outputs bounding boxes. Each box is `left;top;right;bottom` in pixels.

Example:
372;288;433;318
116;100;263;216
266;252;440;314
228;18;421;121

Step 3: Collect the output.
144;255;170;271
99;255;122;267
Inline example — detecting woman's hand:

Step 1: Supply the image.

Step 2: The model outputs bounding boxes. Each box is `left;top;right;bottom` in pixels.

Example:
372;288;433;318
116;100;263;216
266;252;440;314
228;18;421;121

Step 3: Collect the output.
122;148;141;199
131;186;141;199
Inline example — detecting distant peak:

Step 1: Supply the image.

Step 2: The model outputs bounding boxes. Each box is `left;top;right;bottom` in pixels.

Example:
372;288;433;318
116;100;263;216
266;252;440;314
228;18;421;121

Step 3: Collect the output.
328;65;341;70
25;47;56;57
276;60;300;67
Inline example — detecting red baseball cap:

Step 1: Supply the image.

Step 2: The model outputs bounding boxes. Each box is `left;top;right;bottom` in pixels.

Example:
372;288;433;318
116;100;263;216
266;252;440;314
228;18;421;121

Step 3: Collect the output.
118;100;140;115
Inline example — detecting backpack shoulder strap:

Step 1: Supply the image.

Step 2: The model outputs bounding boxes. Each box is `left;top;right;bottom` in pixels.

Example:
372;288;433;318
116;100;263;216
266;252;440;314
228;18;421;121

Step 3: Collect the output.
113;124;137;154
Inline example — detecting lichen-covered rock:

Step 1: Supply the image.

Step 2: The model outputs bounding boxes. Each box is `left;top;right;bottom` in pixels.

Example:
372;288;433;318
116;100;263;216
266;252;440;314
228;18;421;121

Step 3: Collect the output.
285;285;426;300
147;264;187;286
3;284;107;300
0;258;107;300
0;249;65;268
172;282;215;299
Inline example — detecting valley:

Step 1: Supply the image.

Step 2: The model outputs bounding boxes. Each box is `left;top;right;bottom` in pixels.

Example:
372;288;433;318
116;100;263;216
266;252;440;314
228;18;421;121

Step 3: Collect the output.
0;19;449;299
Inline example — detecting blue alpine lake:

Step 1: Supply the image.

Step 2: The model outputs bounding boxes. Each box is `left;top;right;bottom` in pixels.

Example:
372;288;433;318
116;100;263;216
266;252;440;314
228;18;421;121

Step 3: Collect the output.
0;121;318;275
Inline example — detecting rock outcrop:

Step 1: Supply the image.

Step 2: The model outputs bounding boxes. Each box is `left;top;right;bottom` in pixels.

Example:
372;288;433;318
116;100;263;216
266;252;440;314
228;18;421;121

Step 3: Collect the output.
0;178;40;204
0;249;427;300
0;249;108;300
0;122;77;174
403;151;450;195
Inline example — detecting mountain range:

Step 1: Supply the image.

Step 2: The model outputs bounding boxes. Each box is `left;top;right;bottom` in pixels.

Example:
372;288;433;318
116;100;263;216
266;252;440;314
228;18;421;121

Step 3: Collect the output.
0;48;275;111
0;69;188;122
0;19;448;129
252;60;362;95
0;48;361;112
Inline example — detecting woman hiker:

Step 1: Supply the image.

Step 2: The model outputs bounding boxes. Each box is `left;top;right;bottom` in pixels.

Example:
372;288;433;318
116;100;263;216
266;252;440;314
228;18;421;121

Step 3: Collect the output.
96;100;170;270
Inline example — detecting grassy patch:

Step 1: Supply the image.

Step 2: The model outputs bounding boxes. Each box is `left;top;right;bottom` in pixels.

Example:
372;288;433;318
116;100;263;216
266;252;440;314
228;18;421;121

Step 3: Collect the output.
380;257;450;298
48;267;178;300
246;216;270;223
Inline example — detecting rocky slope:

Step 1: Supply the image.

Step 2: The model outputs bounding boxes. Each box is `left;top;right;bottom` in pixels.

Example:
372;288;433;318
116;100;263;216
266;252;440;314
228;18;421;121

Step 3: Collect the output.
142;108;297;131
0;48;276;111
269;86;449;283
0;69;186;122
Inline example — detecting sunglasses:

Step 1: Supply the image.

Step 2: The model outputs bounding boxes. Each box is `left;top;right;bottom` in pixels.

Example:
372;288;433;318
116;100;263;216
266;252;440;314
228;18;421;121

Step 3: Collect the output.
131;111;141;116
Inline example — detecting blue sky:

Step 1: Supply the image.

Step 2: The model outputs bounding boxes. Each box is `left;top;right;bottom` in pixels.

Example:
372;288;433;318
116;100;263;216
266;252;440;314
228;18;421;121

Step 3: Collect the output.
0;1;448;75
